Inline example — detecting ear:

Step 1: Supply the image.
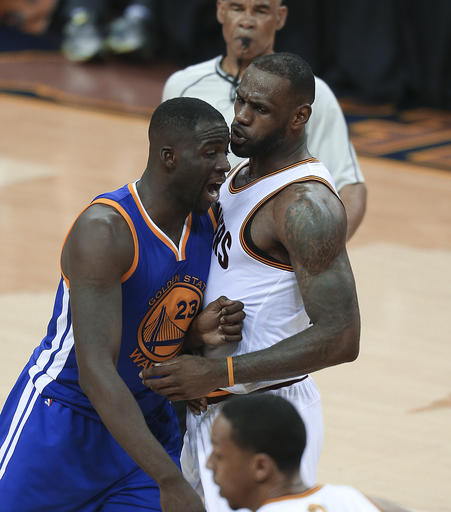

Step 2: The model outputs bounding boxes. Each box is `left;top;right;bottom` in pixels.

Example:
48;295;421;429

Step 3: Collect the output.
160;146;176;170
217;0;226;24
276;5;288;31
292;104;312;130
252;453;274;483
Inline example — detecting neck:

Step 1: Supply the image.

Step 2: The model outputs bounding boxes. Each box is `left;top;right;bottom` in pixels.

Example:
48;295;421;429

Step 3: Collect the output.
221;43;275;76
253;479;311;512
247;138;311;180
221;54;251;78
136;171;190;245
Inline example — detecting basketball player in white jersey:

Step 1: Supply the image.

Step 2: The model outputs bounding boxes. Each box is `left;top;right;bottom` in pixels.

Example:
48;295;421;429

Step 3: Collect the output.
208;395;413;512
141;52;360;511
163;0;367;241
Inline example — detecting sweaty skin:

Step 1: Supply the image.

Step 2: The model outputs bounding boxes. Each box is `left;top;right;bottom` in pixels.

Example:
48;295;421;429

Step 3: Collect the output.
62;112;239;512
140;65;360;401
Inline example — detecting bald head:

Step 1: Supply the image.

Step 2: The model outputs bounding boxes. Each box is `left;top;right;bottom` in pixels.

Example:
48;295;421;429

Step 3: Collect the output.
217;0;288;67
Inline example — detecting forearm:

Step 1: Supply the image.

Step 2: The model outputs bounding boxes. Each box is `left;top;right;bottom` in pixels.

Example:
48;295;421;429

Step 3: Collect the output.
140;318;359;400
231;319;360;384
79;366;181;485
339;182;367;240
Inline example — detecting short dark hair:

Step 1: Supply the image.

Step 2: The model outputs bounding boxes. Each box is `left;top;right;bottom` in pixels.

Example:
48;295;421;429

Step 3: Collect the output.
220;394;306;474
251;52;315;104
149;97;226;140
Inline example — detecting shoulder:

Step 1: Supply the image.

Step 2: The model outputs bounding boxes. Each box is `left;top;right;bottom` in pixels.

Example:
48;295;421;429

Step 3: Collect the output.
62;203;134;279
274;180;345;229
273;181;346;271
77;202;130;231
322;484;381;509
162;57;220;100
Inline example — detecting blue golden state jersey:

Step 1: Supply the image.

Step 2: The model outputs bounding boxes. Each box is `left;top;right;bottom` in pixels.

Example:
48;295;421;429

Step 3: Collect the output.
26;182;216;419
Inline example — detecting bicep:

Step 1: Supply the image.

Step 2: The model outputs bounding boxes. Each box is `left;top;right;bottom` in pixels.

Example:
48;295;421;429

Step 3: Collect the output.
276;183;356;325
70;278;123;371
63;207;133;369
294;250;358;329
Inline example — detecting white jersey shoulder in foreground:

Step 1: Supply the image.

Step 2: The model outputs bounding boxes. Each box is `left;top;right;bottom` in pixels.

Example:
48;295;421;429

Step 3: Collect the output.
258;484;382;511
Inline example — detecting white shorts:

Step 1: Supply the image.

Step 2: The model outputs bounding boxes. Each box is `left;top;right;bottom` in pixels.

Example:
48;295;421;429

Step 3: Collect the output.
181;376;323;512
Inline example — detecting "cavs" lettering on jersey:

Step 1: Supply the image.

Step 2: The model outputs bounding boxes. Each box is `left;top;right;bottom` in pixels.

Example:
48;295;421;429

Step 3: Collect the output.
212;204;232;269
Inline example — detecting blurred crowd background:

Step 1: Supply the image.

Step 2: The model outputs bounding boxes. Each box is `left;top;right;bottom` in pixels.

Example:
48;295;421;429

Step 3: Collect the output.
0;0;450;109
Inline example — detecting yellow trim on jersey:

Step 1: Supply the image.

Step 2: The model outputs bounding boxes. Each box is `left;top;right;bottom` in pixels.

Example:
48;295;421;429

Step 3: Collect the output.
239;176;337;271
128;183;191;261
60;195;139;288
180;213;192;260
262;485;324;505
92;198;139;282
229;158;319;194
206;389;232;398
208;207;218;232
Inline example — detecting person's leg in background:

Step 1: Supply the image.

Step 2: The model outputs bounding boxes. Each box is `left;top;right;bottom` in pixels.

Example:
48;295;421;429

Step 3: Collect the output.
60;0;106;61
106;0;156;58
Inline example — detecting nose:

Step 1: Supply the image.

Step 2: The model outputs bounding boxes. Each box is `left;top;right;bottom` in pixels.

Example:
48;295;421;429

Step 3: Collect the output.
234;102;252;126
206;453;214;471
238;9;256;29
217;152;231;174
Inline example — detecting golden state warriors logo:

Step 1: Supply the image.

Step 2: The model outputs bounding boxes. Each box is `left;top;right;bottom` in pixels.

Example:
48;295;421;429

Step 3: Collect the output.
137;282;203;363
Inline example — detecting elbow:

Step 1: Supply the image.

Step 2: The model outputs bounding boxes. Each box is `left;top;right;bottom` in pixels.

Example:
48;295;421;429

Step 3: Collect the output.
341;319;360;363
77;364;100;401
78;370;93;398
345;339;359;362
327;314;359;365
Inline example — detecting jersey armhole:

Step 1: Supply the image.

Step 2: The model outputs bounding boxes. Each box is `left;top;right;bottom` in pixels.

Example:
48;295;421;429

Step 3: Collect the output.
60;198;140;288
240;176;339;271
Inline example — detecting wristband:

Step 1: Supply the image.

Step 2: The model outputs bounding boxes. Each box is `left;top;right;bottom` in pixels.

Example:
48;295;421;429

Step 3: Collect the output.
226;356;234;387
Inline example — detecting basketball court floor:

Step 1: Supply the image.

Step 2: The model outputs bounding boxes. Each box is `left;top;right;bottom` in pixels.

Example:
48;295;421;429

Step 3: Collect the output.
0;94;450;512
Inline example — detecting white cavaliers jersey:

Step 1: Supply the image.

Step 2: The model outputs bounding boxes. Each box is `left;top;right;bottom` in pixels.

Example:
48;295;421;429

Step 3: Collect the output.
257;484;383;511
203;158;338;393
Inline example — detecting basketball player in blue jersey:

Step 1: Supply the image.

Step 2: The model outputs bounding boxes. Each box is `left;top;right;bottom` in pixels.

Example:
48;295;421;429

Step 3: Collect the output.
141;53;361;512
0;97;244;512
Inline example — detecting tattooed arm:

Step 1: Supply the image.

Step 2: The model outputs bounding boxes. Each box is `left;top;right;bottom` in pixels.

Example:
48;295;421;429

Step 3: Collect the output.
140;181;360;400
228;180;361;383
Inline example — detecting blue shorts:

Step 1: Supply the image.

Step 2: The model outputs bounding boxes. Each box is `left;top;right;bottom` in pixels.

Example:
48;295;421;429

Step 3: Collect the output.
0;366;181;511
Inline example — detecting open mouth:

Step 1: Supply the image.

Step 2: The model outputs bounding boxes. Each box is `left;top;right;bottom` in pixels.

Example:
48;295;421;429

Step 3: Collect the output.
236;36;252;50
206;181;223;202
